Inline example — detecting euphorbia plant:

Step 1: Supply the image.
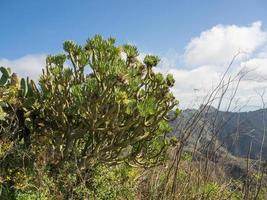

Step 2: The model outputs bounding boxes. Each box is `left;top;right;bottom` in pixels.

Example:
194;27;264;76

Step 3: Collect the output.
0;35;180;197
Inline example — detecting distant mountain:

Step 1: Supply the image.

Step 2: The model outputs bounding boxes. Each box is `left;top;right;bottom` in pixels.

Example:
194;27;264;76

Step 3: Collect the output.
171;106;267;161
206;107;267;160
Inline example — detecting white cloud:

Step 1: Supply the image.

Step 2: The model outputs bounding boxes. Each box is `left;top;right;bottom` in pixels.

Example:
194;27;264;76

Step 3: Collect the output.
184;21;267;67
169;66;221;108
0;54;46;80
159;59;267;110
156;22;267;111
164;62;267;111
240;54;267;81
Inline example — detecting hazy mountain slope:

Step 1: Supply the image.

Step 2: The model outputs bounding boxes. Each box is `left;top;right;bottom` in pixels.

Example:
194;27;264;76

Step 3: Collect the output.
171;107;267;160
205;108;267;160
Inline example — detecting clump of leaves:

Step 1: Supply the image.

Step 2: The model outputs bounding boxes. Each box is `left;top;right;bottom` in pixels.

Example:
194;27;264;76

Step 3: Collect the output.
0;35;180;199
33;35;179;170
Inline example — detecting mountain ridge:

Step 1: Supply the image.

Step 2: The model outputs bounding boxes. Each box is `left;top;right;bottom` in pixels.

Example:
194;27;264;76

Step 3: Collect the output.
172;106;267;160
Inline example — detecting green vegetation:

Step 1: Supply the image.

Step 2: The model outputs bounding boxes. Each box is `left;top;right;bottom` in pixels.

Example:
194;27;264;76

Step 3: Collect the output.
0;35;267;199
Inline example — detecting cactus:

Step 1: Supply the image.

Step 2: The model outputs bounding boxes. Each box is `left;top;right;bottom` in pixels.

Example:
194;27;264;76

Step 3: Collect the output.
20;78;28;97
0;66;39;99
0;66;11;86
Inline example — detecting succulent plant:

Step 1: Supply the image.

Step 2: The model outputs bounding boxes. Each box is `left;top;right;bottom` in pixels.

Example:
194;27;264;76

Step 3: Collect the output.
0;35;180;173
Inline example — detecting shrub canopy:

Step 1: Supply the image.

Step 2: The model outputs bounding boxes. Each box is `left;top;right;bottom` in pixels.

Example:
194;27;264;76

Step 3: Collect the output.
0;35;179;174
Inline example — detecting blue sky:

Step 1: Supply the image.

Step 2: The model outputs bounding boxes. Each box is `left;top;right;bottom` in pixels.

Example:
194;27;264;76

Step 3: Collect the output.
1;0;267;110
1;0;267;58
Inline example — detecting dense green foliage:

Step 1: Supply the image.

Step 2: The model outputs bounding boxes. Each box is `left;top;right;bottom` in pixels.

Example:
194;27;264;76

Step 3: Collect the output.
0;35;179;199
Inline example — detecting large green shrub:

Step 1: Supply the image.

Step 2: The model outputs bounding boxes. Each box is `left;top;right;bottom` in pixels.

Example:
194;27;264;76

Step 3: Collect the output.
0;35;179;198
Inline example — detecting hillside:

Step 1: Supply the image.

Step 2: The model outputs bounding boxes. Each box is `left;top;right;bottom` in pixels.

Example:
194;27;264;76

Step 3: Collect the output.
172;106;267;160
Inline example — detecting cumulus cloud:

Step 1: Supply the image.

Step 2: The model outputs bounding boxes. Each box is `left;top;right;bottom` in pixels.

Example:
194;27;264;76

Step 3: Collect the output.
158;57;267;110
168;66;222;108
0;54;46;80
240;54;267;81
157;21;267;110
184;21;267;67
